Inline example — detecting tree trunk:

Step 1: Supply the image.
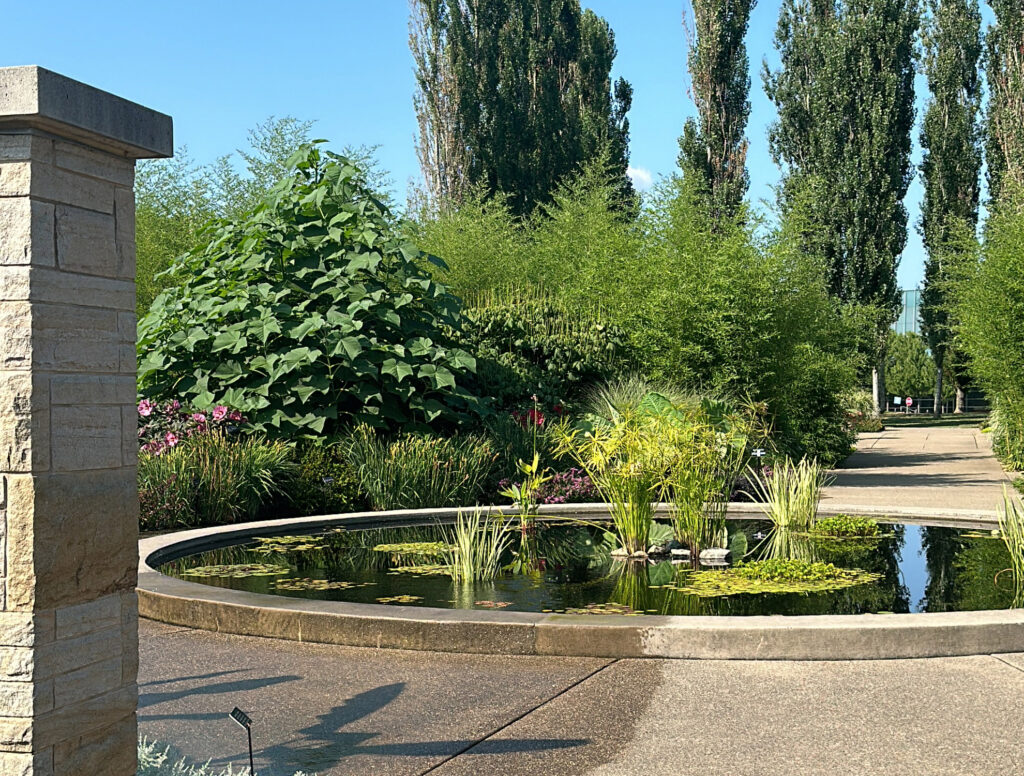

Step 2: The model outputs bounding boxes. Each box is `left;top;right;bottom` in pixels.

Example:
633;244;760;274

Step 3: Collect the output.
933;366;943;418
872;365;887;414
955;384;966;414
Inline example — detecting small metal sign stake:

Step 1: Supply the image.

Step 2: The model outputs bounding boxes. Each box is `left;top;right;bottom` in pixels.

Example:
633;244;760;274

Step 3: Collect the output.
229;707;255;775
752;448;766;466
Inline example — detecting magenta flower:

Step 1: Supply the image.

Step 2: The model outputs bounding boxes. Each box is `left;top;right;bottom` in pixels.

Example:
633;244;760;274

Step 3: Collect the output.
138;399;154;417
165;432;179;447
229;410;243;422
191;413;207;424
171;400;181;410
212;405;228;421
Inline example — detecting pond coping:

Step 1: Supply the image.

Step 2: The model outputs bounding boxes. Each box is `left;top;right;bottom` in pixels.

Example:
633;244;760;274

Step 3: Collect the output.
137;502;1024;660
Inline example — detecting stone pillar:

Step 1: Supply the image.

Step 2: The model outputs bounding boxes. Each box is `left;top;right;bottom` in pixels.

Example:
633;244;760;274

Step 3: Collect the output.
0;66;171;775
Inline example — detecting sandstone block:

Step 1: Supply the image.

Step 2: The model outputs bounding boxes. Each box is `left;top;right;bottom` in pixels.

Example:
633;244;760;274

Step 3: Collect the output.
0;162;32;197
52;715;135;776
25;164;116;214
0;716;32;750
0;302;31;369
121;405;138;467
0;611;53;648
49;375;134;407
0;266;30;301
51;405;122;471
31;303;119;372
55;205;117;277
54;142;133;187
30;267;134;310
0;679;50;718
113;188;136;278
54;593;121;641
0;198;55;267
53;657;122;708
0;372;48;473
0;134;53;164
6;471;137;611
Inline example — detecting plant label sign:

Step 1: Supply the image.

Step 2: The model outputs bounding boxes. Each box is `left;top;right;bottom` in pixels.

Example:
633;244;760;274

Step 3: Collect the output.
893;397;902;406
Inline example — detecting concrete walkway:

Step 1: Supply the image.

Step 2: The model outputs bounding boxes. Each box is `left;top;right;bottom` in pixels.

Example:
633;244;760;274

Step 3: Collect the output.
139;421;1024;775
140;620;1024;775
824;422;1015;513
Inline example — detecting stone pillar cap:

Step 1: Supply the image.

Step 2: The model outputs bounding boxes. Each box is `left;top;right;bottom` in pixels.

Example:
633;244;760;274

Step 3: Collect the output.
0;65;172;159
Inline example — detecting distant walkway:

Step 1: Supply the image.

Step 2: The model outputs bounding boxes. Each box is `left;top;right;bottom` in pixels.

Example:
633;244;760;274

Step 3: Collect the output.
823;420;1016;514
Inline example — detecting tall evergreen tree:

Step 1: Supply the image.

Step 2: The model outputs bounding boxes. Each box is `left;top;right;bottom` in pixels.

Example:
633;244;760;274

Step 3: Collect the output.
678;0;757;223
985;0;1024;203
410;0;633;215
765;0;919;409
919;0;982;415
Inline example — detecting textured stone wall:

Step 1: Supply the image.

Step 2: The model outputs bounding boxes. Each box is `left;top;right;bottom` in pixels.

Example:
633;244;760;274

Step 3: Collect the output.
0;130;140;775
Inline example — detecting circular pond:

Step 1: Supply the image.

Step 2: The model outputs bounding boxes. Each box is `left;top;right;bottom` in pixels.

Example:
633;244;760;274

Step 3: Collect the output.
157;519;1018;617
138;504;1024;660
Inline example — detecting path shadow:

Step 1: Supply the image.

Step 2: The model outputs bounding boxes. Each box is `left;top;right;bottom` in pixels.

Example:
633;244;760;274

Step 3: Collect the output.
139;673;302;710
208;682;588;774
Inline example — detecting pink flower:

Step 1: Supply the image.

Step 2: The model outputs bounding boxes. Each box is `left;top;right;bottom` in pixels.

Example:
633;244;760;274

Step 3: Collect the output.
212;405;228;421
192;413;207;424
171;400;181;410
229;410;243;422
165;432;179;447
138;399;154;417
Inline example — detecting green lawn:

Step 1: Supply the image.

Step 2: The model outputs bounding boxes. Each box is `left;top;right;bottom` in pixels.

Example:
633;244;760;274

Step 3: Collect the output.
880;412;987;429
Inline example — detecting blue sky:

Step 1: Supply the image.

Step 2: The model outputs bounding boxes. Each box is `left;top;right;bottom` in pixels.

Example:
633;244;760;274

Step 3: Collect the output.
1;1;997;289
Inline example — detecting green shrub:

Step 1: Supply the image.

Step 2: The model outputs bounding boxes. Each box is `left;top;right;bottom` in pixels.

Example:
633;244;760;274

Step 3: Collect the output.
344;425;496;510
288;443;366;516
843;389;883;433
138;144;482;438
991;399;1024;471
460;291;628;413
138;737;314;775
138;432;294;530
812;515;882;538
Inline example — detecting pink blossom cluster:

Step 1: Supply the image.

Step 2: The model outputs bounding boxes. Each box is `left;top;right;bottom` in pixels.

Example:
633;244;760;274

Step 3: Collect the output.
138;399;245;456
499;467;596;505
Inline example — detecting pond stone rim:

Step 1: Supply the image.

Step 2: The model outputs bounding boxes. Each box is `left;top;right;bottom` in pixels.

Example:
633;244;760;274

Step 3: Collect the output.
138;502;1024;660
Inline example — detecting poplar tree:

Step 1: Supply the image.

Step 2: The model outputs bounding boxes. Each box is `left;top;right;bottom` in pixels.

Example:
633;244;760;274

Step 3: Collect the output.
765;0;919;409
919;0;982;415
985;0;1024;203
410;0;633;216
678;0;757;223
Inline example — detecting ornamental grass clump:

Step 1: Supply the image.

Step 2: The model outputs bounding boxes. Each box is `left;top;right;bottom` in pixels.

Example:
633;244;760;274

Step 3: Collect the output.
441;509;516;582
345;425;495;510
138;431;294;530
749;457;830;533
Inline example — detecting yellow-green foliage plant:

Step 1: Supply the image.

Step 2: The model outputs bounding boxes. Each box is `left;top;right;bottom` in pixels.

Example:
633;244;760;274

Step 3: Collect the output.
554;405;676;556
663;397;762;558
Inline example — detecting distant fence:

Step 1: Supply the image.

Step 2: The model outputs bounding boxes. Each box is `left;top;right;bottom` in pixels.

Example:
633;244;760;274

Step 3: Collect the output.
885;390;990;415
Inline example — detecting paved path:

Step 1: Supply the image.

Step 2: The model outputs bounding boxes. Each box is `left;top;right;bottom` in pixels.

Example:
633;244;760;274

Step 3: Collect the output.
139;421;1024;775
824;423;1015;513
140;619;1024;776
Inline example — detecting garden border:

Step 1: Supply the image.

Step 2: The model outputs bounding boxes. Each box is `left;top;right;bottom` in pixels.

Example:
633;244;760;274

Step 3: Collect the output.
137;503;1024;660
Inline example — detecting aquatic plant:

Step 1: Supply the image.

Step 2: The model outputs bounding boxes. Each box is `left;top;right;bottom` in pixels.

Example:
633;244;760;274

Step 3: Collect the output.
998;490;1024;603
748;457;830;533
812;515;882;538
441;509;516;582
344;425;495;510
554;405;677;555
254;535;327;554
662;559;881;597
376;595;425;604
181;564;289;579
274;578;374;592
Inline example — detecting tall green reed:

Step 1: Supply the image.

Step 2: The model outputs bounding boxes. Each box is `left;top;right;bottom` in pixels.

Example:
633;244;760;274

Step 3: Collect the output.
998;489;1024;604
344;425;496;510
441;509;516;582
138;431;294;529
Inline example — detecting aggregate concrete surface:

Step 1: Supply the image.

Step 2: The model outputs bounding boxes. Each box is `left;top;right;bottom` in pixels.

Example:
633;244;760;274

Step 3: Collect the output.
140;423;1024;774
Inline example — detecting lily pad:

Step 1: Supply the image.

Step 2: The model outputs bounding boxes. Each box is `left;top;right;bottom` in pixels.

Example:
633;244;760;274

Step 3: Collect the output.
182;563;290;579
376;595;424;604
274;578;375;592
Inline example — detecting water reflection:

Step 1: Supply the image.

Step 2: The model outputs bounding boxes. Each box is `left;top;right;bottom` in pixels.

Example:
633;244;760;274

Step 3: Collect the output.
161;519;1013;617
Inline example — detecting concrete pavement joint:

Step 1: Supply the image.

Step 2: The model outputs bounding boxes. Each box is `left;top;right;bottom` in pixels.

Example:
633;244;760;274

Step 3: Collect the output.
416;659;619;775
988;654;1024;674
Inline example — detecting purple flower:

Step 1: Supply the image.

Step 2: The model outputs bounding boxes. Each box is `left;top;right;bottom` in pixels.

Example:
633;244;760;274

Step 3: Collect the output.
138;399;154;417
